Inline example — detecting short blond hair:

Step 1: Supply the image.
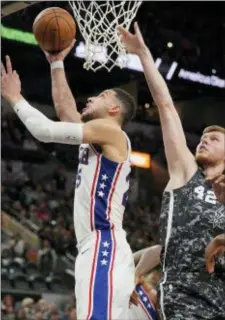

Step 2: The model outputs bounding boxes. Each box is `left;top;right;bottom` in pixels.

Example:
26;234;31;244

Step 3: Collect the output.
203;125;225;135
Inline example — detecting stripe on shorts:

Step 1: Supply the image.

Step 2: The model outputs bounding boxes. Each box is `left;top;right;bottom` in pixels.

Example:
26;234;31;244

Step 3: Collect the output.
136;284;156;320
87;229;115;320
86;230;101;320
87;155;123;319
107;227;116;320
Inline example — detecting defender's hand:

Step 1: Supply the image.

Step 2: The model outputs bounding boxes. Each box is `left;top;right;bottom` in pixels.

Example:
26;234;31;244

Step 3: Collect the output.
117;22;146;56
205;234;225;273
1;56;22;105
43;39;76;63
206;174;225;205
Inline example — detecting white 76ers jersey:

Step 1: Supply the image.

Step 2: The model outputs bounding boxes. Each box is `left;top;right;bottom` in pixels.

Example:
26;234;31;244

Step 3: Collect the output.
73;133;131;245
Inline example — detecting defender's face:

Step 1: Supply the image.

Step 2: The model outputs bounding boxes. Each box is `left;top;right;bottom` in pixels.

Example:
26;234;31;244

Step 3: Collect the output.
81;90;118;122
196;131;225;165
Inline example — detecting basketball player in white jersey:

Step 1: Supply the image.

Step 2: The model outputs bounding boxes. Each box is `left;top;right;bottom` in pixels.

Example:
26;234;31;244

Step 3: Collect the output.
1;55;137;320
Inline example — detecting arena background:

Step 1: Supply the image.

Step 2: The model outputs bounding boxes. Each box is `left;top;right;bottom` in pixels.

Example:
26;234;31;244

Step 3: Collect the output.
1;1;225;319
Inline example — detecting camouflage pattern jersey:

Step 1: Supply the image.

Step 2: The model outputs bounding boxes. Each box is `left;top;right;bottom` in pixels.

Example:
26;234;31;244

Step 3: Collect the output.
158;168;225;320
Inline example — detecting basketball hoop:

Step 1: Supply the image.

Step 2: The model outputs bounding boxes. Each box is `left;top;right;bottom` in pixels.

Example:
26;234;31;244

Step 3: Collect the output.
69;0;142;72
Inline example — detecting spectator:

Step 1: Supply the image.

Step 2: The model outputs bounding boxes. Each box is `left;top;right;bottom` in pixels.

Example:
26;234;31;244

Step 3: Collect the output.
69;308;77;320
1;295;16;320
37;299;48;314
37;239;57;276
62;304;75;320
50;311;61;320
1;295;78;320
35;311;44;320
16;308;26;320
21;298;35;320
12;234;25;257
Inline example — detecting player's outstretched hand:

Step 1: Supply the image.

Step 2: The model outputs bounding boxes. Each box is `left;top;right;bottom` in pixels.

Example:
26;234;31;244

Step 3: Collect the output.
206;174;225;205
205;234;225;273
1;56;22;105
117;22;146;56
43;39;76;63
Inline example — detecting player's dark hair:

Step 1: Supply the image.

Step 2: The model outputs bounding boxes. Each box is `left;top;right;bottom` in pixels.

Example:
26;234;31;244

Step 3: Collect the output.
112;88;137;126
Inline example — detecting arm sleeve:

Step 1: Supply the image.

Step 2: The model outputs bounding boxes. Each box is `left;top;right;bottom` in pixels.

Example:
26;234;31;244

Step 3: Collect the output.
13;99;83;144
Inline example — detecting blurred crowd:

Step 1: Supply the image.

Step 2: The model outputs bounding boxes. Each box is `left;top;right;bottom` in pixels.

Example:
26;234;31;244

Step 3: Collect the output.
2;158;77;256
1;294;77;320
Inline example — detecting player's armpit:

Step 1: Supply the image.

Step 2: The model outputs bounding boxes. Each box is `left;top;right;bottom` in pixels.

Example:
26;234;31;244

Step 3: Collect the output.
82;119;122;145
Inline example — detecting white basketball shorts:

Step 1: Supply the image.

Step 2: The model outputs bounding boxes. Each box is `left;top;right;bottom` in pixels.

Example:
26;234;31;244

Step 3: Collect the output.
75;229;135;320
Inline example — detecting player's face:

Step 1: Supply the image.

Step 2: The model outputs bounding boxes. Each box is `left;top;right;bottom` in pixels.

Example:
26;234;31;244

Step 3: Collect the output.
195;131;225;166
81;90;119;122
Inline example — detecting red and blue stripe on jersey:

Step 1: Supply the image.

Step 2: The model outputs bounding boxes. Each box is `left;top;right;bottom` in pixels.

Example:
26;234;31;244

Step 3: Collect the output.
86;155;123;320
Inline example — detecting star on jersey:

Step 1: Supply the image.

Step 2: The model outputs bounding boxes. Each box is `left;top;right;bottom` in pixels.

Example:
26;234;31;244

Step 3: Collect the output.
103;241;110;248
211;206;225;228
100;258;108;266
99;182;106;190
102;250;109;257
101;174;108;181
147;303;151;309
98;190;105;198
143;296;148;302
138;290;143;296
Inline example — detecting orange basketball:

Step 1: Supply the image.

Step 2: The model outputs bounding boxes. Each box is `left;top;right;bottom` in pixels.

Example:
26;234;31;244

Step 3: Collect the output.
33;7;76;53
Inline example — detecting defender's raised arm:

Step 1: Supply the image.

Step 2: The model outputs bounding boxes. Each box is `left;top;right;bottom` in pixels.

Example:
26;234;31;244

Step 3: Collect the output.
119;23;197;188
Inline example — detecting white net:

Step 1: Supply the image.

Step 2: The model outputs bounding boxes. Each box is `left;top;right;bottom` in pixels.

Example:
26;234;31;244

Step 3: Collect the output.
69;0;142;72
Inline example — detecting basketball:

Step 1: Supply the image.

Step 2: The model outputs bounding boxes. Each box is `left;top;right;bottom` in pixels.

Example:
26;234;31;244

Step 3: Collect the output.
33;7;76;53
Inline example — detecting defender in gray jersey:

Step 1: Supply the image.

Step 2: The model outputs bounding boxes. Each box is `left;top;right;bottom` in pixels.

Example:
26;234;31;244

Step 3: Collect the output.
119;23;225;319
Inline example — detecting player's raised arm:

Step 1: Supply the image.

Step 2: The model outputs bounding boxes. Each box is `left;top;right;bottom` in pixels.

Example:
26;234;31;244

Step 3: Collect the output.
44;41;82;123
2;56;134;165
118;23;197;186
13;102;121;146
1;56;121;147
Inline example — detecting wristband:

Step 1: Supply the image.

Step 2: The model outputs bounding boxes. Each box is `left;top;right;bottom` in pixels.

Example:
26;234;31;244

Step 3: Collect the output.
50;60;64;70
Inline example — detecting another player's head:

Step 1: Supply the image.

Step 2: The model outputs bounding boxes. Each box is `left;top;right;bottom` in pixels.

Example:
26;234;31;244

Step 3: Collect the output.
196;125;225;168
81;88;136;126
